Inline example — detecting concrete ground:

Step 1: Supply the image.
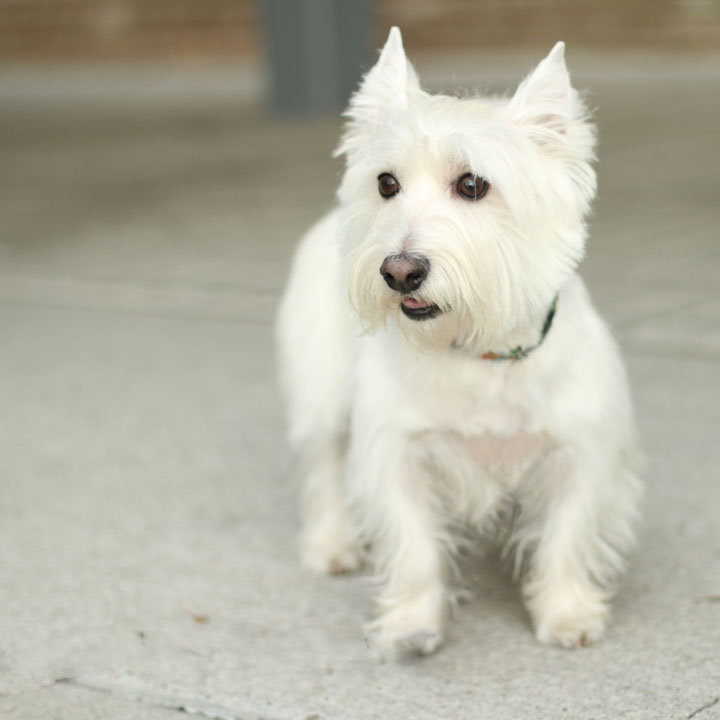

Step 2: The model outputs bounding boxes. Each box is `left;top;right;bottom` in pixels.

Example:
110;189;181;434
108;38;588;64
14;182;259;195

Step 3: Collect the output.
1;52;719;720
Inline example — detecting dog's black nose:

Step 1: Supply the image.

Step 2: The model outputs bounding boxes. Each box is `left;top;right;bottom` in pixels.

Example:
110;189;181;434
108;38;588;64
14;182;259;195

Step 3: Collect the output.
380;253;430;293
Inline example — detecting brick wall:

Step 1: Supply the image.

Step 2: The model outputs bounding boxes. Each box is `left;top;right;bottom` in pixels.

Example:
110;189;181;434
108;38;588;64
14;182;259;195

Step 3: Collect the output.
0;0;717;62
0;0;260;61
378;0;720;52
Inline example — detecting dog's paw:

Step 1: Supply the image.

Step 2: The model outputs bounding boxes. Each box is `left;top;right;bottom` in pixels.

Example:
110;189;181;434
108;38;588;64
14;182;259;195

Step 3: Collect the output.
300;525;363;575
365;588;448;661
532;603;608;649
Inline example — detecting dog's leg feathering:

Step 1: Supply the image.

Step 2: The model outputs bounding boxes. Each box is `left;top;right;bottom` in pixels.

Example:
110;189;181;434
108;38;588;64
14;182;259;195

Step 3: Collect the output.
521;448;640;648
349;430;450;660
300;442;363;574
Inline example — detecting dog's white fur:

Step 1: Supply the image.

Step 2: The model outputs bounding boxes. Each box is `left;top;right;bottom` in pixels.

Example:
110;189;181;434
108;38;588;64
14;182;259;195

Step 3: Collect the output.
276;28;641;658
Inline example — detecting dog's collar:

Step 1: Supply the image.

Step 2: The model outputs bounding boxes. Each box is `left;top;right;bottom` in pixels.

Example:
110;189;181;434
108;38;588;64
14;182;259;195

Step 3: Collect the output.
452;295;558;361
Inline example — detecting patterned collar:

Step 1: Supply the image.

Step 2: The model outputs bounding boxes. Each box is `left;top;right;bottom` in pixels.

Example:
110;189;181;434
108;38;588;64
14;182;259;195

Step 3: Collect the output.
453;295;558;361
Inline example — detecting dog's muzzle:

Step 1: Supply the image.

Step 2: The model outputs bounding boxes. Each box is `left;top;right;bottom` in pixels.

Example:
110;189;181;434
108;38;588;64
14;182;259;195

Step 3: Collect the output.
379;253;441;321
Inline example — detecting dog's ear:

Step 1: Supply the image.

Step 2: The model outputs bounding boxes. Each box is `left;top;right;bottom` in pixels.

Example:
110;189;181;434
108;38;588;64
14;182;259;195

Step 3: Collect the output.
508;42;574;147
335;27;421;158
508;42;597;211
348;27;421;117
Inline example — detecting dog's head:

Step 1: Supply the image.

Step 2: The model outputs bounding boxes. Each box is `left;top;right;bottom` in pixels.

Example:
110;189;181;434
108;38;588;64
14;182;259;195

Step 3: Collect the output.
336;28;596;351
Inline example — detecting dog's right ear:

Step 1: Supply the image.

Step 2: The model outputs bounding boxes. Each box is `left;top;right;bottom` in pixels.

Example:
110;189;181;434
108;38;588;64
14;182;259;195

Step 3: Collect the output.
336;27;420;157
352;27;421;110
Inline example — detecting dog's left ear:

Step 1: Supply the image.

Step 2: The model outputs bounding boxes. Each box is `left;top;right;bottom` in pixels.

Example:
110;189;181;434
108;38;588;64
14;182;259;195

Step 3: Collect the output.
508;43;596;208
508;42;574;147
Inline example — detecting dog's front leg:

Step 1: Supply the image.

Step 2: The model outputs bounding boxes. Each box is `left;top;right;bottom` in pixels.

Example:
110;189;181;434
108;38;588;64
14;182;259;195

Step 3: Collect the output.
349;429;449;659
299;441;363;574
521;447;638;648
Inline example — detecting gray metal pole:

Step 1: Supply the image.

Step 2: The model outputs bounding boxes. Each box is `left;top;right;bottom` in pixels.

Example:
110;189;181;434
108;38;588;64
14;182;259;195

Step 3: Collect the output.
259;0;372;115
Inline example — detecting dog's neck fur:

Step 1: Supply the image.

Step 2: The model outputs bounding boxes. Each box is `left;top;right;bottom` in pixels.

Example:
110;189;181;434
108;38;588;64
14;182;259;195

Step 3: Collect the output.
451;295;559;361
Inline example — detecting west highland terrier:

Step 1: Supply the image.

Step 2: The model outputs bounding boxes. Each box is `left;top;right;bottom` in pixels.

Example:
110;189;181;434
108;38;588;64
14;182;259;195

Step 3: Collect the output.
276;27;641;659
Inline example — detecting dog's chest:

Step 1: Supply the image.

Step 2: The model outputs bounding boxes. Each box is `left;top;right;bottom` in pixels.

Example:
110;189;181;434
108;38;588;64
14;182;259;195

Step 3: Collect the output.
418;359;553;476
423;359;538;431
458;429;552;473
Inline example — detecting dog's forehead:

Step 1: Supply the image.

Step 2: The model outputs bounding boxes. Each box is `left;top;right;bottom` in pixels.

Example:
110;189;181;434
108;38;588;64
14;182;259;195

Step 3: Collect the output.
417;92;501;126
391;93;507;162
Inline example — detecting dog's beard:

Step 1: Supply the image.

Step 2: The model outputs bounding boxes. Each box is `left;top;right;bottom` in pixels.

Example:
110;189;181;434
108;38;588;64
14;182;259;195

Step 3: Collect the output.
347;243;494;352
349;289;508;355
397;308;462;352
344;215;572;353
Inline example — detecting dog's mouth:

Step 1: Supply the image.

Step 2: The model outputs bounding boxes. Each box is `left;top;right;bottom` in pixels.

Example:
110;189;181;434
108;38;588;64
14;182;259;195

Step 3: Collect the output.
400;297;442;321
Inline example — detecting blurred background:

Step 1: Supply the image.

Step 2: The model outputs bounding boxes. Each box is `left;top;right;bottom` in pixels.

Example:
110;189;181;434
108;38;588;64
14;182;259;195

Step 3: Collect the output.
1;4;719;718
1;0;719;317
1;0;719;111
2;0;719;64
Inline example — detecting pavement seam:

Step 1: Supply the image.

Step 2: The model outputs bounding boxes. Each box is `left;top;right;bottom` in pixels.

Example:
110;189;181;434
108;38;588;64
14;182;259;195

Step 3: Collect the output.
687;695;720;719
54;677;277;720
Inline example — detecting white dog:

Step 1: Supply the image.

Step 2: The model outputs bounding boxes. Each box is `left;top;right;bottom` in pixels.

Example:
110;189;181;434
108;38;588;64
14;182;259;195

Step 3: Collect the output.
276;27;641;658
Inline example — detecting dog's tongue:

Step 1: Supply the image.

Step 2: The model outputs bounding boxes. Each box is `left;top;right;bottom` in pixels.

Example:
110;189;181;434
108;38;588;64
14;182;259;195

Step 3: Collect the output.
402;297;430;309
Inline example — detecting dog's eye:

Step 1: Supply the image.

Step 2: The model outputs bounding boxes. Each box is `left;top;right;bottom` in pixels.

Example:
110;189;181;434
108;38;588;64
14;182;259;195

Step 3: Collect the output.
378;173;400;199
456;173;490;201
